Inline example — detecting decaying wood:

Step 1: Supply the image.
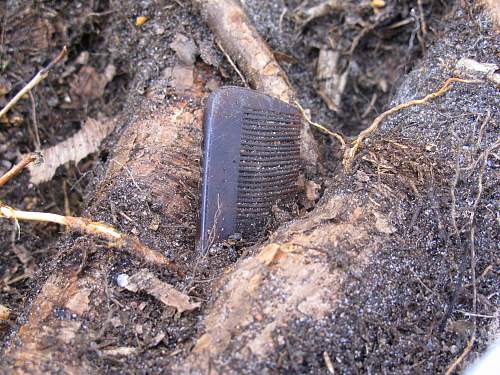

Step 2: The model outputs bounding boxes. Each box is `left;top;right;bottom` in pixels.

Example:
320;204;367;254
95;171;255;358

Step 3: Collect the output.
193;0;320;172
120;269;200;313
2;67;209;373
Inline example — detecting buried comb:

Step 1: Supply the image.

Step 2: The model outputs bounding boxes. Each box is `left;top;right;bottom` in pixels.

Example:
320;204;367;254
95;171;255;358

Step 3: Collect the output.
197;86;301;252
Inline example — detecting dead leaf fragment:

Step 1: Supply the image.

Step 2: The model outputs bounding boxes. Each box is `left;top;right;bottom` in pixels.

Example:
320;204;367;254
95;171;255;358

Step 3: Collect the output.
135;16;148;27
28;117;117;184
122;269;200;313
70;65;116;101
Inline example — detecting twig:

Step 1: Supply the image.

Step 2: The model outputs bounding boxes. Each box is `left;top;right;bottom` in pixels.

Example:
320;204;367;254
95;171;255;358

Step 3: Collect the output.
0;153;40;188
417;0;427;34
0;46;67;119
215;40;248;87
0;203;178;271
445;337;475;375
343;78;482;171
294;100;346;149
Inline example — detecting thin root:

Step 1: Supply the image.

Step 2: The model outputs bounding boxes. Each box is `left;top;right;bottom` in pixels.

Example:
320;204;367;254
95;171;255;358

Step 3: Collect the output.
445;337;475;375
294;100;346;149
0;203;178;271
343;78;482;171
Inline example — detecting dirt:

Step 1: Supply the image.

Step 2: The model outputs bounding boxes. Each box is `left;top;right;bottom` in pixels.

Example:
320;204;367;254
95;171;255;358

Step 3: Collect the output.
0;0;499;374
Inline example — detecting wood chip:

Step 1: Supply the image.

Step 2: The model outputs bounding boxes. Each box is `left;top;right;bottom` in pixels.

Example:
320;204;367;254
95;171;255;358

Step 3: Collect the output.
121;269;200;313
316;49;348;112
102;347;138;356
0;304;10;321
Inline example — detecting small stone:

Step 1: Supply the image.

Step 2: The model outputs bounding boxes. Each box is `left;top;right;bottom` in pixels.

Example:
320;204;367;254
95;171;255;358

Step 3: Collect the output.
135;16;148;27
116;274;129;288
1;160;12;170
153;24;165;36
47;95;59;107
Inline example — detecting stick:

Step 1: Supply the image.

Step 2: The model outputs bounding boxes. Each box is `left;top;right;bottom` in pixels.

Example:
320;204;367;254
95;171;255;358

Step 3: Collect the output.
343;78;481;171
0;46;67;119
0;153;40;188
445;337;475;375
0;202;178;271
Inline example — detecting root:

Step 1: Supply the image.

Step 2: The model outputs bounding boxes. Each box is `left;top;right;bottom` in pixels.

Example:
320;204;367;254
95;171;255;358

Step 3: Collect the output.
294;100;346;149
0;153;41;188
343;78;482;171
0;152;179;273
0;203;177;271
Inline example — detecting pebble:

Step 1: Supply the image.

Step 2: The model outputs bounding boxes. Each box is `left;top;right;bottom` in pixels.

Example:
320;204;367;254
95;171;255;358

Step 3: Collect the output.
1;160;12;170
116;273;129;288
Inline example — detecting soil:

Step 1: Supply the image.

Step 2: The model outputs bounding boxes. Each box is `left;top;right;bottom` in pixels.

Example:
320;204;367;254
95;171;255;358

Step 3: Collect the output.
0;0;499;374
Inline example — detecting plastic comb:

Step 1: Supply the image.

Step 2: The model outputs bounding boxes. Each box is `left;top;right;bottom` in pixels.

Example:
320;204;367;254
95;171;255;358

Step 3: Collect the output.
197;87;301;251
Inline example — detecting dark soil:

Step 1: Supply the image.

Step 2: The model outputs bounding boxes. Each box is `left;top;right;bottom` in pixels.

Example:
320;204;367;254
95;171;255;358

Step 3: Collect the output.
1;0;498;374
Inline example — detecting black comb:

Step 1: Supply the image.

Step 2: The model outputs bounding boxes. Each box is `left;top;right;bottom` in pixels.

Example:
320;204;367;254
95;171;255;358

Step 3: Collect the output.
197;87;301;252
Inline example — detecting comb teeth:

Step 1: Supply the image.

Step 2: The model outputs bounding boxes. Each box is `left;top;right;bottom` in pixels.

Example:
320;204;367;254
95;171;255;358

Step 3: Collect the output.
197;87;301;252
235;107;300;236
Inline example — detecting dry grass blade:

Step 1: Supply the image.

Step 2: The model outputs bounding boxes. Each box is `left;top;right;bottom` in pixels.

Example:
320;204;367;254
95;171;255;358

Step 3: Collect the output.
0;46;67;120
